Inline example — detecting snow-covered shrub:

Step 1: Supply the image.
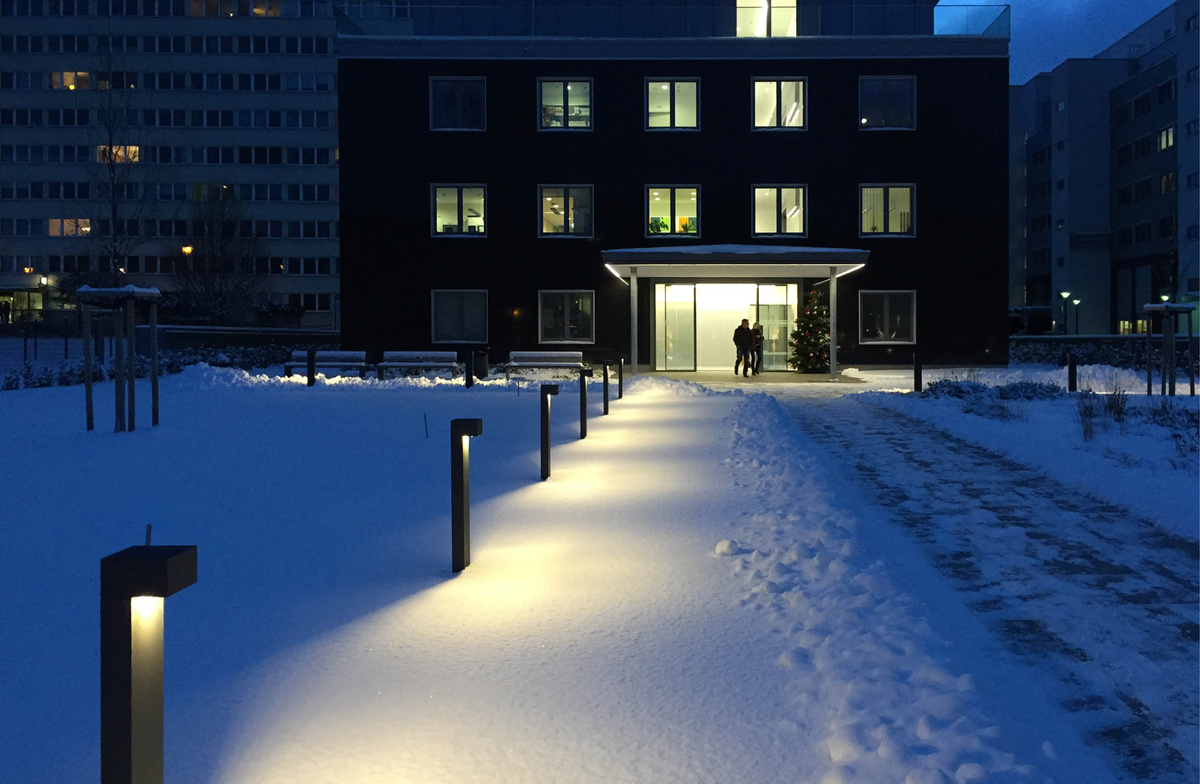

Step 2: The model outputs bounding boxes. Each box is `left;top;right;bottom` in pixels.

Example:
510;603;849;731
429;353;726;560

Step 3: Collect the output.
1075;392;1097;441
2;369;20;391
20;364;55;388
1103;388;1128;423
1145;400;1199;460
920;379;989;399
995;380;1063;400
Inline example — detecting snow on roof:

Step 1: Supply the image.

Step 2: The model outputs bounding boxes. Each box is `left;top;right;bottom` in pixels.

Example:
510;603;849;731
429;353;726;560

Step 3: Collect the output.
602;244;867;257
76;284;162;300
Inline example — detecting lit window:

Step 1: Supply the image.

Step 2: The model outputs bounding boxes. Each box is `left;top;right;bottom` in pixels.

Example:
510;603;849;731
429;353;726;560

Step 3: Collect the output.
50;71;89;90
647;186;698;236
860;185;913;235
96;145;139;163
646;79;698;130
1159;125;1176;150
47;218;91;236
753;186;805;235
539;78;591;129
753;79;805;129
432;185;486;235
736;0;797;37
429;77;485;131
539;185;593;237
539;290;594;343
431;289;487;343
859;76;916;130
860;290;916;344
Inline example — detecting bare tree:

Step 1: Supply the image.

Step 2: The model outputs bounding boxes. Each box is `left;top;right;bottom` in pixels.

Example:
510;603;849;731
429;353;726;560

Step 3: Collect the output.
171;186;263;325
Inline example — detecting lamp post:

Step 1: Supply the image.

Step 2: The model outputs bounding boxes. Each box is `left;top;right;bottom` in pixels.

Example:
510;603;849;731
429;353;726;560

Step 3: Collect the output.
1059;291;1071;334
540;384;559;480
579;367;594;439
602;361;611;414
450;418;483;572
100;544;197;784
618;356;625;399
1071;298;1081;335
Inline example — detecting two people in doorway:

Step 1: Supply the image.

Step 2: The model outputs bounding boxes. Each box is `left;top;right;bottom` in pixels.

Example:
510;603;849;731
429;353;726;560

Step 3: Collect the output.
733;319;764;377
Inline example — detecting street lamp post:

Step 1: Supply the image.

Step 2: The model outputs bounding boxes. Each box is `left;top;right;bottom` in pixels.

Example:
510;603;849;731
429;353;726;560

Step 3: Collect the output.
1059;291;1071;334
1072;298;1081;335
450;418;484;572
540;384;559;480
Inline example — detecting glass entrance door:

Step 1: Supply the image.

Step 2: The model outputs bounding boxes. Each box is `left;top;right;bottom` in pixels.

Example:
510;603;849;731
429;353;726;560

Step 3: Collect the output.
757;284;793;371
653;282;799;371
655;283;695;370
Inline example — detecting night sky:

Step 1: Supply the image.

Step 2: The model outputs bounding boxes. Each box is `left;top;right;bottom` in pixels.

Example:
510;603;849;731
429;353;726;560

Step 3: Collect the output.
1005;0;1177;84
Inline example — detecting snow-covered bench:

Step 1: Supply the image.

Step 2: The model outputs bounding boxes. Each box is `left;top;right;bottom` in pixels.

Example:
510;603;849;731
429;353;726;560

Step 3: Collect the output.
503;350;585;381
283;350;370;378
376;351;464;379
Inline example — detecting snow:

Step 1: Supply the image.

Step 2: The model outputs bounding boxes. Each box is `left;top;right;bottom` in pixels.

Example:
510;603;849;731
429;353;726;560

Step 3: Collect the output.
0;363;1195;783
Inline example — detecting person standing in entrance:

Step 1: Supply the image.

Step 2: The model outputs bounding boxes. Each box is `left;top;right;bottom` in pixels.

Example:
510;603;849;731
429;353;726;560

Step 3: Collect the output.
733;318;754;377
751;322;764;375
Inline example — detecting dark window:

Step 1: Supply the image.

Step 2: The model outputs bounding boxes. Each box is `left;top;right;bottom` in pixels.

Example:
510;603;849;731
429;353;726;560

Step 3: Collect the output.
431;290;487;343
1134;222;1151;242
1157;79;1175;104
860;290;916;344
859;76;916;130
430;77;485;131
1133;92;1152;116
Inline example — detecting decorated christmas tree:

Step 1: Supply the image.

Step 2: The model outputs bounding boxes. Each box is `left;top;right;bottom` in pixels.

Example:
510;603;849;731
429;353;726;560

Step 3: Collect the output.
789;288;830;373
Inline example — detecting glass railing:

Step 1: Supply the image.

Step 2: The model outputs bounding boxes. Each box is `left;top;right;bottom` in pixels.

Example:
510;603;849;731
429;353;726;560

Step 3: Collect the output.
339;2;1010;39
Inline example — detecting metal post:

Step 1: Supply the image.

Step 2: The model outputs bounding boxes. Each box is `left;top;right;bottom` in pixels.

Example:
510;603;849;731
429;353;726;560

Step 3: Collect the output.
579;367;593;439
618;356;624;399
1166;312;1177;397
629;266;638;375
1160;316;1169;397
100;546;197;784
540;384;558;481
913;351;922;392
602;361;611;414
83;303;94;431
114;312;126;433
149;303;159;427
1188;316;1195;397
306;345;317;387
1146;324;1153;396
1067;352;1077;393
126;299;136;432
450;418;483;572
828;266;838;380
463;350;474;389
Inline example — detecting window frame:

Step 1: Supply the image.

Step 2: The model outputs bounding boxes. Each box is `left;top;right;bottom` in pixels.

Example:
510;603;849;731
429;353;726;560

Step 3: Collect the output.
537;289;596;344
858;289;917;345
536;77;592;131
428;76;486;132
645;184;700;238
430;184;487;237
537;184;594;238
858;75;917;131
430;288;488;344
858;183;915;237
751;184;807;237
644;77;700;131
751;77;807;130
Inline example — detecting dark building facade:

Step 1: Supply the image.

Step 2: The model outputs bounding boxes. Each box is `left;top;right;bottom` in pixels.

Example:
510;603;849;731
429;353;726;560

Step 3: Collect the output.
339;25;1009;369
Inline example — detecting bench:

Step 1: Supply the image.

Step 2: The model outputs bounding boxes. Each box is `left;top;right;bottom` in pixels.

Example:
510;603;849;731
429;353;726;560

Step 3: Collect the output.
504;350;585;381
283;350;370;379
376;351;464;379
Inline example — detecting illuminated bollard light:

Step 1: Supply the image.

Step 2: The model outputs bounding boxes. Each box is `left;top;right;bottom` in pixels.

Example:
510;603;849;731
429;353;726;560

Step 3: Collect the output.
450;418;483;572
618;356;625;399
603;361;611;415
540;384;559;481
100;545;198;784
579;367;594;439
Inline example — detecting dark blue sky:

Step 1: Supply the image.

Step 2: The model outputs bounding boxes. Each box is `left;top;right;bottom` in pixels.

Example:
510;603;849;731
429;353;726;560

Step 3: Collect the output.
1005;0;1176;83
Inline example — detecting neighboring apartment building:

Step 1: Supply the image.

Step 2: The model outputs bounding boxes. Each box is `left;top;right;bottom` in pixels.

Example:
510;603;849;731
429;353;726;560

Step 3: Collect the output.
0;0;341;328
339;1;1011;368
1010;0;1199;335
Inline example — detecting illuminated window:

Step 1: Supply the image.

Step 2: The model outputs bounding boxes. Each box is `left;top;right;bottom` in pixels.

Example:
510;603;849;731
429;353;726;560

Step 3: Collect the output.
47;218;91;236
860;290;916;344
1159;125;1176;150
859;76;916;130
646;79;698;129
431;289;487;343
539;78;591;129
647;186;698;236
753;79;805;129
50;71;88;89
432;185;486;235
430;77;485;131
736;0;797;37
97;145;139;163
861;185;913;235
539;185;592;237
539;290;594;343
753;186;806;235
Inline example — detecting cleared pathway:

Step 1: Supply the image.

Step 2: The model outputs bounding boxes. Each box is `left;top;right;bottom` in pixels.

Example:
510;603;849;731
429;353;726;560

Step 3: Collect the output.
779;396;1199;783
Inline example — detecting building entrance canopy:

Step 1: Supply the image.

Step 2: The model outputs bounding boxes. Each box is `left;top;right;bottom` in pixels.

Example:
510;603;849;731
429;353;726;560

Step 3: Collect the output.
602;244;867;378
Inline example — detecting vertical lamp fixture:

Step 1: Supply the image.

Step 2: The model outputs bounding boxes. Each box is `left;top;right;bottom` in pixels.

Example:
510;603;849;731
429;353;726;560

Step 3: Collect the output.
602;361;611;415
450;418;483;572
578;367;594;439
1071;298;1081;335
618;356;625;399
1059;291;1071;334
540;384;559;480
100;545;198;784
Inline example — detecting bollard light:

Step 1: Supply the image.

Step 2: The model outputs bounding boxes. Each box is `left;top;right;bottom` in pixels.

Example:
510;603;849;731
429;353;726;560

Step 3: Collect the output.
540;384;559;481
602;361;611;415
579;367;594;439
100;545;197;784
618;356;625;399
450;418;483;572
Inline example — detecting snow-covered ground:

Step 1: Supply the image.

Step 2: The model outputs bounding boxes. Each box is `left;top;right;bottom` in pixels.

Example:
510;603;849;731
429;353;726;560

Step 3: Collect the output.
1;364;1195;783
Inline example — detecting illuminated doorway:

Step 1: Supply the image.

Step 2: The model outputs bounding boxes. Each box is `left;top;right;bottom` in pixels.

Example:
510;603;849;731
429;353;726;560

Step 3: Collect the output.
654;283;798;371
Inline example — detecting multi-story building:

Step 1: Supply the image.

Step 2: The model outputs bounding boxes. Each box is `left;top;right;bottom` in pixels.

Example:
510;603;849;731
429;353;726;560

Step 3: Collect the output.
339;1;1012;368
1010;0;1199;336
0;0;341;328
